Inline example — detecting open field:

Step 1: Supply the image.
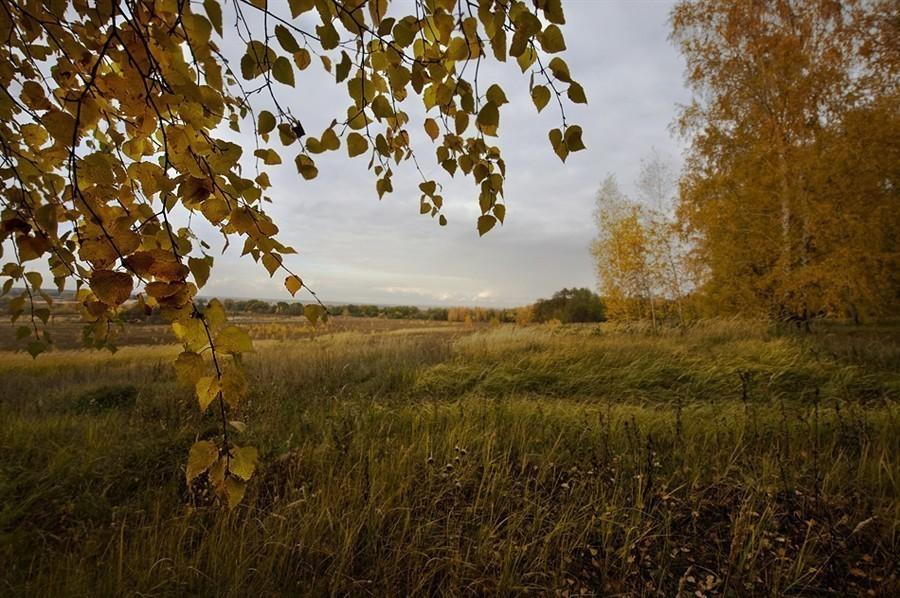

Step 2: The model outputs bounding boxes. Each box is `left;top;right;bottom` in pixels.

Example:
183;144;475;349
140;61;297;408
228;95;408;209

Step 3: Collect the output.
1;319;898;595
0;313;460;351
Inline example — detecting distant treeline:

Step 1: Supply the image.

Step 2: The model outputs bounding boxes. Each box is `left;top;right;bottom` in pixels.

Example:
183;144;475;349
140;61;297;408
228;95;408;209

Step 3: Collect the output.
0;287;609;325
175;288;608;324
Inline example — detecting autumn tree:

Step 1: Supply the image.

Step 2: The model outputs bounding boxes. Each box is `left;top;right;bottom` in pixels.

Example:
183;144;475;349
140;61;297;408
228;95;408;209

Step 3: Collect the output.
514;304;533;325
591;158;692;327
636;151;688;325
0;0;585;507
672;0;900;323
591;175;661;326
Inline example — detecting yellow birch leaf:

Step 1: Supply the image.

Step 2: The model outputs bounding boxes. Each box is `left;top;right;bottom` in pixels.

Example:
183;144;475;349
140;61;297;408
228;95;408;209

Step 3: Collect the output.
224;477;246;509
186;440;219;482
89;270;133;306
215;326;253;354
195;375;220;412
174;351;205;387
230;445;258;481
285;275;303;296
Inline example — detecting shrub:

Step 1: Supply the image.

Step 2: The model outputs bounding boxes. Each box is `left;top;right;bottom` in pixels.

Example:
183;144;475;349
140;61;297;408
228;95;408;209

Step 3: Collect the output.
73;385;139;413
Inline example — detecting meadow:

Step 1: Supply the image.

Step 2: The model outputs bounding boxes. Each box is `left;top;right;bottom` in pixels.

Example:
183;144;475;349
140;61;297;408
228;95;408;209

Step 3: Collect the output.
1;318;898;596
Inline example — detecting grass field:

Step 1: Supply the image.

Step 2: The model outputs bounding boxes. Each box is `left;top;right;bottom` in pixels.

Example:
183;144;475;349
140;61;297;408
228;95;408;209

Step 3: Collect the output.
1;318;898;595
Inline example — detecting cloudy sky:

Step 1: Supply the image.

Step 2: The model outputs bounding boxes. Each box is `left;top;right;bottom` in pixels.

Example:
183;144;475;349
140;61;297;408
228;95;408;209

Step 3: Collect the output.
204;0;692;307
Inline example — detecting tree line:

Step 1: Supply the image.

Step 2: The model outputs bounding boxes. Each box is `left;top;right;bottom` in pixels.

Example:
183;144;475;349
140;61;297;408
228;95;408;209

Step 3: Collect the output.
152;290;608;325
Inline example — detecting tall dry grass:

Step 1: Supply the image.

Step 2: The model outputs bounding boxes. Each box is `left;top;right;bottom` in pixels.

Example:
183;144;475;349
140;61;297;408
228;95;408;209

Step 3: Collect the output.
1;320;897;595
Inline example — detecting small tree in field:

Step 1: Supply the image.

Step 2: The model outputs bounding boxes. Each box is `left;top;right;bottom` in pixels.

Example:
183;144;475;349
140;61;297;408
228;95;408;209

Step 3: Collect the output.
592;157;691;328
591;175;659;325
0;0;586;506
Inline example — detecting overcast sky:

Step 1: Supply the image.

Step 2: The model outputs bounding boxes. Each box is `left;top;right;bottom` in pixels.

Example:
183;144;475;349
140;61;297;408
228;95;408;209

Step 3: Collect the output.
203;0;692;307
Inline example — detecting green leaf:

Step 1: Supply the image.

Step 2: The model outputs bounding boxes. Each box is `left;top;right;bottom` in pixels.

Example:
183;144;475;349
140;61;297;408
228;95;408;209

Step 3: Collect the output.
241;53;256;80
454;111;469;134
335;51;352;83
392;20;416;47
317;21;340;50
542;0;566;24
320;128;340;151
241;41;275;80
27;340;46;358
376;175;393;198
516;47;537;72
371;95;393;119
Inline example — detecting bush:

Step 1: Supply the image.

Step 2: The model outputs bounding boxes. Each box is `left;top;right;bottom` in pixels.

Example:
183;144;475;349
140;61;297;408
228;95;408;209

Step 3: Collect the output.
73;385;139;413
532;288;606;323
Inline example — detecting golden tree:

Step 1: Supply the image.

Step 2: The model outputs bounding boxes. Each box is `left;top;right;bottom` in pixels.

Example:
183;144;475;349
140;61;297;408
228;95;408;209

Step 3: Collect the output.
591;175;659;326
672;0;899;323
0;0;585;506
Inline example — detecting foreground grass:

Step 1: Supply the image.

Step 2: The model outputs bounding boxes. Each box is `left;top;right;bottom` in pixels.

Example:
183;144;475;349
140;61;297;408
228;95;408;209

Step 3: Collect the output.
1;321;898;595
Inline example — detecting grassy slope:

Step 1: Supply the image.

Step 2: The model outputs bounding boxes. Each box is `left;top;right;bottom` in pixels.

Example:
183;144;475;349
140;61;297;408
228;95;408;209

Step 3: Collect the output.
0;321;898;596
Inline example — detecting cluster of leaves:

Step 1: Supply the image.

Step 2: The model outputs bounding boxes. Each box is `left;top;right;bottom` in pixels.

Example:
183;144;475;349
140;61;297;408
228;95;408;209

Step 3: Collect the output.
173;298;259;507
0;0;583;506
